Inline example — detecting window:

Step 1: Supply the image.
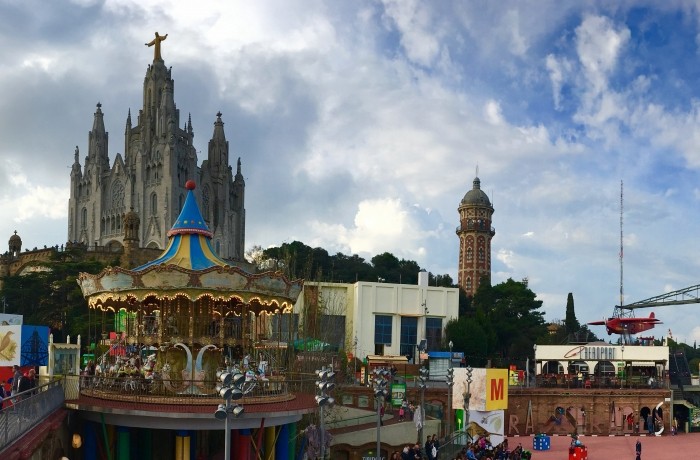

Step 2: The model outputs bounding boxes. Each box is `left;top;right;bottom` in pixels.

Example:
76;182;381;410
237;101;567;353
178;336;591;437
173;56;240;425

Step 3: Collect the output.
466;277;472;291
466;247;473;262
400;316;418;357
374;315;392;345
426;317;442;351
151;193;158;216
478;247;485;263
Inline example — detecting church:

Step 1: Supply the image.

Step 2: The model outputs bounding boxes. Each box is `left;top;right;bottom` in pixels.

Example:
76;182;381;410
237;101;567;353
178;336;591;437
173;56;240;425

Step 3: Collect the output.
67;33;245;261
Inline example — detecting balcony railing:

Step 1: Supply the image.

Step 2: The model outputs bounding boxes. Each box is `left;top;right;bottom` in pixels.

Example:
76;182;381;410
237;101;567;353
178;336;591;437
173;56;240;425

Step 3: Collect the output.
0;379;65;452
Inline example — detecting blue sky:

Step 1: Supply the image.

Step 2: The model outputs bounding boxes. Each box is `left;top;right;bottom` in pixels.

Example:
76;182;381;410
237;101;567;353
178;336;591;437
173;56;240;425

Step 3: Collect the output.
1;1;700;344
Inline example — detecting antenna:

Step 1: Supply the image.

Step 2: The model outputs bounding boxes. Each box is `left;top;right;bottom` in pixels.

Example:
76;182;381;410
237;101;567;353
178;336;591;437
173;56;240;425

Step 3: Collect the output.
475;164;479;177
619;180;623;309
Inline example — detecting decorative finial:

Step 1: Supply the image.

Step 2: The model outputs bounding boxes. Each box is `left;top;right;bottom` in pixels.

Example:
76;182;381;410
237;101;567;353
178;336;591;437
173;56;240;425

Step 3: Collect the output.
216;111;222;119
185;180;196;190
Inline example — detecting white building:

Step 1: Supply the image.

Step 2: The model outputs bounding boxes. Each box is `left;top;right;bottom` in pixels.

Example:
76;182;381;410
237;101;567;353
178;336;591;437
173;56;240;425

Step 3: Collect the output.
293;272;459;362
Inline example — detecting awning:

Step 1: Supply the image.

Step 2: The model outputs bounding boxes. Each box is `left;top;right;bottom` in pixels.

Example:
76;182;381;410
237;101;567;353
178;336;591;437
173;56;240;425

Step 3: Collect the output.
631;361;657;367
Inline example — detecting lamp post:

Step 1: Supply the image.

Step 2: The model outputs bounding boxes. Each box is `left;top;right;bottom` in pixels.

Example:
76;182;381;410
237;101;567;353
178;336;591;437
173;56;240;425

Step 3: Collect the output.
463;366;473;444
214;369;246;460
418;365;429;444
620;345;625;389
532;344;538;388
446;341;454;438
373;368;389;460
315;367;336;459
353;335;358;385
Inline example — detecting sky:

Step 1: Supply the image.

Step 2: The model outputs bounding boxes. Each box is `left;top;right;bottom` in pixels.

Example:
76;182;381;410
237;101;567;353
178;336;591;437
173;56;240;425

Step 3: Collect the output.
2;1;700;344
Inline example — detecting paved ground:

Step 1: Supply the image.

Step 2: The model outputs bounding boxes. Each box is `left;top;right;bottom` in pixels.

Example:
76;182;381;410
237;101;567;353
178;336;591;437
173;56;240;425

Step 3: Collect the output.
512;432;696;459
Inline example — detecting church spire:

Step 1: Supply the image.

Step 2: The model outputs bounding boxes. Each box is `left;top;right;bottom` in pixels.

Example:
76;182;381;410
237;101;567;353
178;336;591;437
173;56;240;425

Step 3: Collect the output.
207;112;229;170
89;102;109;172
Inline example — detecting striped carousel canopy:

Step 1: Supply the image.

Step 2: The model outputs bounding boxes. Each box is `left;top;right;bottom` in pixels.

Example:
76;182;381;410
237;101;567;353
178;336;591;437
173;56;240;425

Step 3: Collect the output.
134;180;230;271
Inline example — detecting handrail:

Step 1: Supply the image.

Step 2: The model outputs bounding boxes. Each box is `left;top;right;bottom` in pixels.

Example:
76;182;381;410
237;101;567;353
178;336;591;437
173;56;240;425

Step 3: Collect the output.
0;378;66;453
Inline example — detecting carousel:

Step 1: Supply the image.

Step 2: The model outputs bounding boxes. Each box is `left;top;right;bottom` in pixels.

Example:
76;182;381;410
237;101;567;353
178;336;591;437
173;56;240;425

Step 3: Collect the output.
76;180;303;401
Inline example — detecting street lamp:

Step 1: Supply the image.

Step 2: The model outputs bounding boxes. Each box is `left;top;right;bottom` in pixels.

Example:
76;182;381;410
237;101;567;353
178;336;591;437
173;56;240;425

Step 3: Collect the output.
620;345;625;389
213;369;246;460
463;366;473;444
353;335;358;385
373;368;390;460
532;344;538;388
315;367;336;459
418;365;429;443
446;341;454;438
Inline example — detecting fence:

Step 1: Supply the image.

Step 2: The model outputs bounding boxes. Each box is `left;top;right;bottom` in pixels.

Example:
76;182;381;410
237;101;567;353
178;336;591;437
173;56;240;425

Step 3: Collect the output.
0;378;66;452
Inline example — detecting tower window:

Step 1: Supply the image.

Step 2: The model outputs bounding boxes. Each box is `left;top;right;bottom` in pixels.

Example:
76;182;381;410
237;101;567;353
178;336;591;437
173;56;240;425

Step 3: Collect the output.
466;247;473;262
151;193;158;216
478;247;485;263
466;277;472;291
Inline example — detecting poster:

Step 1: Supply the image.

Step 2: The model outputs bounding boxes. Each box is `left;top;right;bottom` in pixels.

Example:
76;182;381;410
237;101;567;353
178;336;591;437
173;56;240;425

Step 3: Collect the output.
0;313;22;326
0;325;22;366
391;382;406;406
20;325;49;366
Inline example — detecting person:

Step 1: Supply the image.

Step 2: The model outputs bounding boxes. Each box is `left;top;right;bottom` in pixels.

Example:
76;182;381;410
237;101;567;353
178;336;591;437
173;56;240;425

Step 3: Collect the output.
431;434;440;459
425;435;433;460
672;416;679;435
635;439;642;460
0;379;6;410
10;365;21;408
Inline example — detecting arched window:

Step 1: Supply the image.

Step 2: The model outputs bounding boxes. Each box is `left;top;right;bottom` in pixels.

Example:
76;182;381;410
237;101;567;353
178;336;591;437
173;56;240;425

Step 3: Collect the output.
466;247;473;262
478;247;485;263
81;207;88;229
466;277;472;291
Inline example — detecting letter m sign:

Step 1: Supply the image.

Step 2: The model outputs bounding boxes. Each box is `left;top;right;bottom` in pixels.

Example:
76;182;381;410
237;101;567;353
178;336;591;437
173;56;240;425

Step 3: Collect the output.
485;369;508;410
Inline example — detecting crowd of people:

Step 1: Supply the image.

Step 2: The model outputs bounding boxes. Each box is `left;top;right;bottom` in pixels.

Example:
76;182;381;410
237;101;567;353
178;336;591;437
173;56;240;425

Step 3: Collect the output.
0;365;37;411
387;436;531;460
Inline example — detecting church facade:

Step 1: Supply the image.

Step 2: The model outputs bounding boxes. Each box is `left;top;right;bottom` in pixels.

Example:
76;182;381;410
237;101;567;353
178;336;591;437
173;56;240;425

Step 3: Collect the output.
67;39;245;260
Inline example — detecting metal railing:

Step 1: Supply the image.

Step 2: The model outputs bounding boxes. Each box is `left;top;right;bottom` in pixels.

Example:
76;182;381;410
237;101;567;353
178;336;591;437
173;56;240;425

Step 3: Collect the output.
0;378;65;452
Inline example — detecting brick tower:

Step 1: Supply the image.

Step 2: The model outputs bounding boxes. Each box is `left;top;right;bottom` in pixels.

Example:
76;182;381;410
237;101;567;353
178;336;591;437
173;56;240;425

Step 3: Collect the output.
456;176;495;296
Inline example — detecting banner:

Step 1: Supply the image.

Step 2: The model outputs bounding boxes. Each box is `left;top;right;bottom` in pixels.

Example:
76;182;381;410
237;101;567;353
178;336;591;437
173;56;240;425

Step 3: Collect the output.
0;325;22;366
20;325;50;366
391;382;406;406
0;313;22;326
452;367;508;410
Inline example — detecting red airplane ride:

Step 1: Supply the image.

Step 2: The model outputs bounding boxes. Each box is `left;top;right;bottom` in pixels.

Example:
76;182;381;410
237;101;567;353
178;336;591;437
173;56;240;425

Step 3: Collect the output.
588;312;662;336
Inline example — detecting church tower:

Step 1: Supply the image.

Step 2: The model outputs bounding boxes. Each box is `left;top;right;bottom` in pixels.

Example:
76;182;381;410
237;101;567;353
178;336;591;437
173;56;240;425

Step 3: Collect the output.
67;35;246;261
456;176;495;296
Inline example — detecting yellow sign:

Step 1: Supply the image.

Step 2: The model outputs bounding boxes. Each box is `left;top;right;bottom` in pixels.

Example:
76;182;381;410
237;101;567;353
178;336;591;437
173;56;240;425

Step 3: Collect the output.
485;369;508;410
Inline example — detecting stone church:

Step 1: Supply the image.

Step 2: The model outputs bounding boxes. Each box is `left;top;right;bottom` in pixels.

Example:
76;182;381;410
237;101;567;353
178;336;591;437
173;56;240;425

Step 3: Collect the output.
67;36;245;261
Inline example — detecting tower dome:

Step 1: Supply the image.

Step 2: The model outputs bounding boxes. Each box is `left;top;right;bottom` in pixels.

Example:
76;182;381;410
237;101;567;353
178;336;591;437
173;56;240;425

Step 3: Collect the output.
8;230;21;256
461;177;491;206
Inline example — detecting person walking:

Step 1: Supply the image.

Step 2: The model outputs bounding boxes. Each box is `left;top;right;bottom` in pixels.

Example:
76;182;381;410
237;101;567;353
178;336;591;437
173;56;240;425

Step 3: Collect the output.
425;435;433;460
635;439;642;460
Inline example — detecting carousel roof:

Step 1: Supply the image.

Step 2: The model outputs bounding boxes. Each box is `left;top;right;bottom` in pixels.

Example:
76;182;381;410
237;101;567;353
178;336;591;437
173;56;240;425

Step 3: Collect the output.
134;180;229;271
76;180;303;312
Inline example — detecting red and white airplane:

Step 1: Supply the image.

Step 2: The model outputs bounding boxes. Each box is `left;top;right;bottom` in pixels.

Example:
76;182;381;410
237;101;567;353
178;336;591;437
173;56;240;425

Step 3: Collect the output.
588;312;662;336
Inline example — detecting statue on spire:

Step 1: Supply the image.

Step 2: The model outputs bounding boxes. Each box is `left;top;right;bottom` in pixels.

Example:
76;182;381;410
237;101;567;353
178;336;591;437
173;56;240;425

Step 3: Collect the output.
145;32;168;61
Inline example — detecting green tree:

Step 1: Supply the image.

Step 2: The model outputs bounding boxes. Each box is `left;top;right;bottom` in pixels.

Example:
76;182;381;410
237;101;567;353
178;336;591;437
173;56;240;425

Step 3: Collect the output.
472;278;548;362
565;292;580;335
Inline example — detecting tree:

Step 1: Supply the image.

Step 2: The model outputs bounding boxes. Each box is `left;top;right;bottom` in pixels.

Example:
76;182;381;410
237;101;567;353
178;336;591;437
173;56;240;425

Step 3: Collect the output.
565;293;580;335
472;278;548;362
445;316;493;367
